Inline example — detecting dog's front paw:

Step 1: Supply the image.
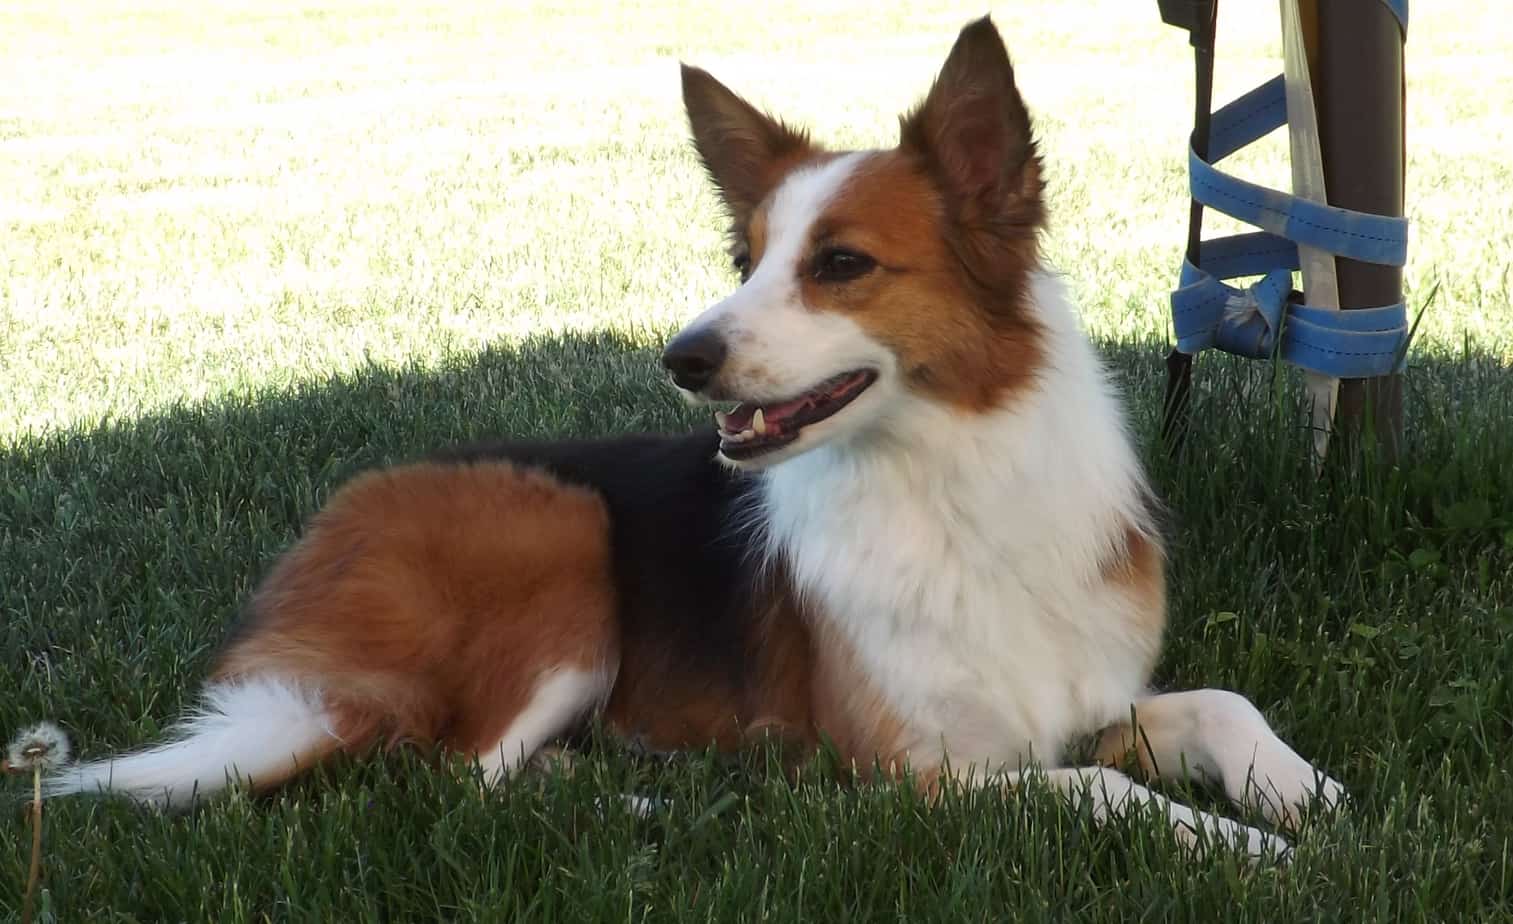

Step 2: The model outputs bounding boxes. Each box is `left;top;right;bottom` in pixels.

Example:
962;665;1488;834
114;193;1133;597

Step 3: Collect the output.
1176;812;1293;865
1235;822;1294;865
1246;759;1347;830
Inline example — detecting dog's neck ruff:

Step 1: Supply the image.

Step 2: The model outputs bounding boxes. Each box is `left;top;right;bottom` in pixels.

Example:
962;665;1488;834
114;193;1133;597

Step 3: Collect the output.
755;272;1157;767
760;271;1149;591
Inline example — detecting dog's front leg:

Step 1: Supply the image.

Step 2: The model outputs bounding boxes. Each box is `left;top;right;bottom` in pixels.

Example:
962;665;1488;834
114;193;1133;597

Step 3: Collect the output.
1093;689;1346;829
938;763;1291;862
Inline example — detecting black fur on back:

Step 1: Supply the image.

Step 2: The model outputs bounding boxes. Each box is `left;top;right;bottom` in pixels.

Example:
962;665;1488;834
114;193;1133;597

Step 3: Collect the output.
433;429;769;698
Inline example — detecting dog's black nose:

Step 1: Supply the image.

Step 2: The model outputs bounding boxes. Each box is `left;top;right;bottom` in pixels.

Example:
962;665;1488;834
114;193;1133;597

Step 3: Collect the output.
662;329;727;392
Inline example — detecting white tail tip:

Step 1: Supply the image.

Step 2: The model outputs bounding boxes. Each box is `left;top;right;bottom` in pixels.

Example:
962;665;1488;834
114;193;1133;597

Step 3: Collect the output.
45;676;339;809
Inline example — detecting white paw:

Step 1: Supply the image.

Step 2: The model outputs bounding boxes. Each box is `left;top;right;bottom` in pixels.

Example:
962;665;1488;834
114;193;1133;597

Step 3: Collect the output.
1177;813;1293;864
1233;821;1293;864
1246;758;1347;829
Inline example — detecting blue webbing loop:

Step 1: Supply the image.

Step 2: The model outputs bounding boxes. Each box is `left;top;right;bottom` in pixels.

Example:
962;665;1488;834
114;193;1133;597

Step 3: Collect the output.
1381;0;1408;35
1173;258;1409;377
1171;13;1411;380
1191;79;1409;267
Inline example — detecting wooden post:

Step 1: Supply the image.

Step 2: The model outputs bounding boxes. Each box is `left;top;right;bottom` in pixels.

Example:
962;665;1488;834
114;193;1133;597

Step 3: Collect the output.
1309;0;1407;456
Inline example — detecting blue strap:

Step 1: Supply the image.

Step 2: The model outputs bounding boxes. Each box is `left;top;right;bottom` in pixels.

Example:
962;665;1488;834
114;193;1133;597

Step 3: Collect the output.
1192;231;1298;280
1207;76;1287;161
1192;79;1409;267
1381;0;1408;34
1171;39;1411;379
1173;257;1409;378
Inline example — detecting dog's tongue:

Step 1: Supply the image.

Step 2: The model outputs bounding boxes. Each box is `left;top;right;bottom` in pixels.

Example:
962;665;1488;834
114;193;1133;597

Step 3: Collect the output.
716;371;874;440
719;393;810;436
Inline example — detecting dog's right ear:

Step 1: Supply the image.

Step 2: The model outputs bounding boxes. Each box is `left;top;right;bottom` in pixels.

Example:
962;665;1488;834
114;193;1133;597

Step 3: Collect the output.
681;65;815;225
899;17;1042;227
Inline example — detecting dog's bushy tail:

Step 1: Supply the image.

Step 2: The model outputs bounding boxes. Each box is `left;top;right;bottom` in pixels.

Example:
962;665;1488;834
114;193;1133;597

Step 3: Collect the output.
45;676;347;809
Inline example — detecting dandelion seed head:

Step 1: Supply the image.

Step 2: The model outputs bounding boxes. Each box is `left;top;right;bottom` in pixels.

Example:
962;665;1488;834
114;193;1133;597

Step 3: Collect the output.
5;721;72;772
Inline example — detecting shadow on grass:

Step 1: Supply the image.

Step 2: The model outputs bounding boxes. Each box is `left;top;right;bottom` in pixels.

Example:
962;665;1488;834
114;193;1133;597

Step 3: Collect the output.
0;329;691;739
2;330;1510;746
2;331;1512;921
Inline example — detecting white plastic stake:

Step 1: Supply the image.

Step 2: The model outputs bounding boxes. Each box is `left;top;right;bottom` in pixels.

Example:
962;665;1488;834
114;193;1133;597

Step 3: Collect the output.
1279;0;1341;465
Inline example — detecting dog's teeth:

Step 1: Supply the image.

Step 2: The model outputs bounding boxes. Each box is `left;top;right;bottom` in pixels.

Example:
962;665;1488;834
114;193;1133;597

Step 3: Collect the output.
753;408;766;435
740;428;755;440
715;410;729;429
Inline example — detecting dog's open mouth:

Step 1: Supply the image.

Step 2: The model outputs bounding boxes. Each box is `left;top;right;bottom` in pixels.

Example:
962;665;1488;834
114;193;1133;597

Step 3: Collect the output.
714;370;877;460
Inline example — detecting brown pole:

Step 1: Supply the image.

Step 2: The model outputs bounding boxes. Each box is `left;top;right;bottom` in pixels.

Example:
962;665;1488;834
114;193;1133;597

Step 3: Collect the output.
1161;1;1218;453
1310;0;1407;457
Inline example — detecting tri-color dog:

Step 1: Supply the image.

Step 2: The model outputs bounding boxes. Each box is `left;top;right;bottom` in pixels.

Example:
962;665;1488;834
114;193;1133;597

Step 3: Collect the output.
48;17;1342;859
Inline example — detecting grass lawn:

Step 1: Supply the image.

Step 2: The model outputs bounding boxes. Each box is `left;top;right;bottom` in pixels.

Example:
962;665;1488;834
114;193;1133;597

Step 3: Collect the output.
3;1;1511;920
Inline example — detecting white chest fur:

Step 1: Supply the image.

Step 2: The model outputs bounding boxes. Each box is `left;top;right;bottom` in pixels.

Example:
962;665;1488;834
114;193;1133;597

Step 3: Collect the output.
760;275;1162;772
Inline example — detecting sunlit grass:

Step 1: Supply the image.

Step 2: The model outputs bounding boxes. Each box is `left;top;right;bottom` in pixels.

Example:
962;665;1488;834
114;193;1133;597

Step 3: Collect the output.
1;1;1508;436
2;2;1511;920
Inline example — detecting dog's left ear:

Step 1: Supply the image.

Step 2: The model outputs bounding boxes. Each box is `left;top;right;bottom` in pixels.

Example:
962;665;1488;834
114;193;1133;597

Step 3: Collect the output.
682;64;815;226
899;16;1042;224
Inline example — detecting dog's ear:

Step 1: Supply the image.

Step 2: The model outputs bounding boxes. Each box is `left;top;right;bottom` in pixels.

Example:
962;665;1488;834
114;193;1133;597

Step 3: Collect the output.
899;16;1042;224
682;64;815;225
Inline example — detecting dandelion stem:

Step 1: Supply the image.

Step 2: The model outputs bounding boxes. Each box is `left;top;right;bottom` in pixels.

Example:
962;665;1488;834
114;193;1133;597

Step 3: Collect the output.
22;765;42;924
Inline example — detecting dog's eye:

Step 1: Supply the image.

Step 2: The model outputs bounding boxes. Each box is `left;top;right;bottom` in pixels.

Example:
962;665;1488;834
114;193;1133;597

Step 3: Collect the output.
733;253;752;282
813;248;876;283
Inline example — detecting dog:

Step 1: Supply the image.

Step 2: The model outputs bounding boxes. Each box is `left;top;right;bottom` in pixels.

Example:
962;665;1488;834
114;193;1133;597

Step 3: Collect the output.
45;17;1342;859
